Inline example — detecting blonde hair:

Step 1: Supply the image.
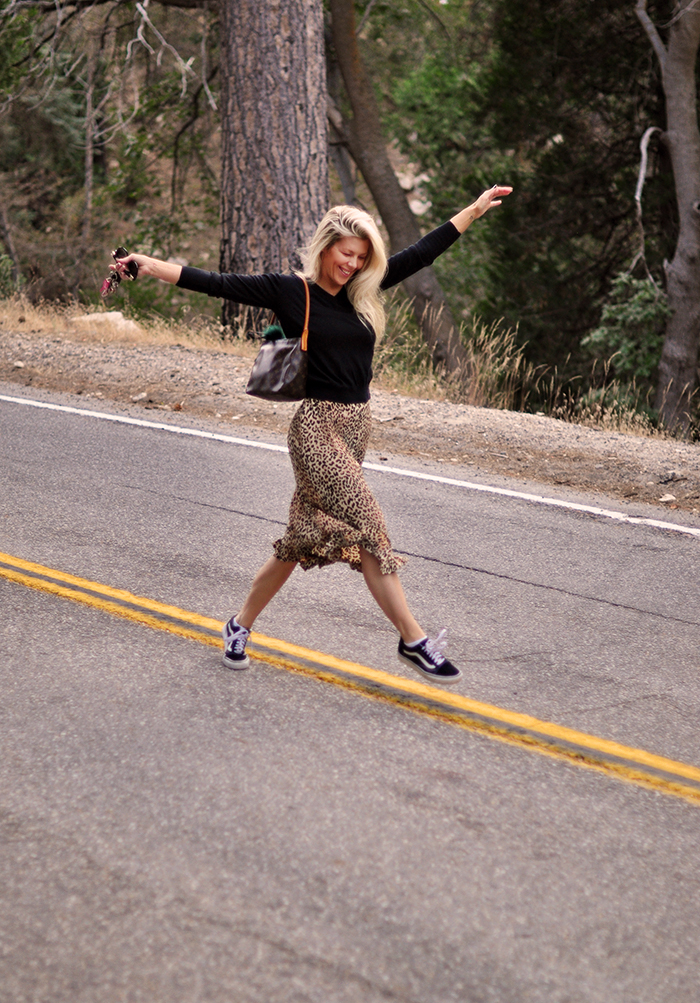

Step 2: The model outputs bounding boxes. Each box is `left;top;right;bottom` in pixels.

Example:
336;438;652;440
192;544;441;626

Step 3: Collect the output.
298;205;388;338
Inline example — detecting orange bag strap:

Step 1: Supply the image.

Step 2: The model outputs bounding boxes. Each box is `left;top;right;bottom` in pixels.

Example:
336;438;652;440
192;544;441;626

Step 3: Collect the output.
300;277;310;352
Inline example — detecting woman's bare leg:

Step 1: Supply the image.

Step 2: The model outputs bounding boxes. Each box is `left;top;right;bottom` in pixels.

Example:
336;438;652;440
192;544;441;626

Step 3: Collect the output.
236;556;297;630
360;548;424;643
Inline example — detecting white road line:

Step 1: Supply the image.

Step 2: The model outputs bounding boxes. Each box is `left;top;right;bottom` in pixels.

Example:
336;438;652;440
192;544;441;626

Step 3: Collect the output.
364;462;700;538
3;392;700;540
0;393;288;453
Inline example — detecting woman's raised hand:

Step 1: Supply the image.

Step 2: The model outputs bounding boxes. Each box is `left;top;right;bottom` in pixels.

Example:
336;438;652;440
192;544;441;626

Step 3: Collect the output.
450;185;513;233
473;184;513;218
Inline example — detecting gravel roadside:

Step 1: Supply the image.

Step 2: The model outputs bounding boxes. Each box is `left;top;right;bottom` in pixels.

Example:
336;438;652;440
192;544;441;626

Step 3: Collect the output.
2;318;700;514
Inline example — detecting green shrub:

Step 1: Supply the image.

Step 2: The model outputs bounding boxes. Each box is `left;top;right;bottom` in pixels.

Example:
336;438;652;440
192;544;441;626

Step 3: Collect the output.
0;255;16;298
582;273;670;381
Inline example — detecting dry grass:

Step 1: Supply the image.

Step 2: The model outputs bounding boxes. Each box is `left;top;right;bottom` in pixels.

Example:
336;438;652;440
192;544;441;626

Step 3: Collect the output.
374;296;682;439
374;302;535;409
0;294;260;358
0;293;690;440
0;295;73;338
529;360;677;439
452;319;537;411
373;296;449;401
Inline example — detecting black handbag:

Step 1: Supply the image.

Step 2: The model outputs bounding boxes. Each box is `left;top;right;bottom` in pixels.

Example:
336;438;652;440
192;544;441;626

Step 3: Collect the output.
245;277;310;402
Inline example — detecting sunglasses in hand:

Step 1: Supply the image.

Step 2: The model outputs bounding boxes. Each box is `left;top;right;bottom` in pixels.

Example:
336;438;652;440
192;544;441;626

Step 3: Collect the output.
100;247;139;299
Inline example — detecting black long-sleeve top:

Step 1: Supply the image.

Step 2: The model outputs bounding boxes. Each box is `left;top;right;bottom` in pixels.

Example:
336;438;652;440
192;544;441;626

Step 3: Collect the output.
177;221;461;403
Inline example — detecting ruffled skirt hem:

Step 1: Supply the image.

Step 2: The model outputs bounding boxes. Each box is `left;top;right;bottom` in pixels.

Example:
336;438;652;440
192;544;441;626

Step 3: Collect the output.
275;398;406;576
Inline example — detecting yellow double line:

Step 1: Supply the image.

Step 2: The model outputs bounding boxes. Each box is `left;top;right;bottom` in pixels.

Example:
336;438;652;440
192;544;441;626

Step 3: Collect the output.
2;548;700;806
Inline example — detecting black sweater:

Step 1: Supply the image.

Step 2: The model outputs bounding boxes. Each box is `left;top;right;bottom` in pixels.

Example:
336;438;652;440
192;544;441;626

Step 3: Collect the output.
177;221;461;403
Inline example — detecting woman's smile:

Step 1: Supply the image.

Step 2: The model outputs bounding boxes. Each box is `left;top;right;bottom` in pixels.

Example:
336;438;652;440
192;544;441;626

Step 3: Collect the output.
317;236;370;295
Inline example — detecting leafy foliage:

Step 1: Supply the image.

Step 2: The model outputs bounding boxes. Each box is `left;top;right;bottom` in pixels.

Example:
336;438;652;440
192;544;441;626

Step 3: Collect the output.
0;0;685;409
0;56;88;225
0;3;48;96
582;272;669;382
377;0;673;381
0;253;16;297
0;1;220;306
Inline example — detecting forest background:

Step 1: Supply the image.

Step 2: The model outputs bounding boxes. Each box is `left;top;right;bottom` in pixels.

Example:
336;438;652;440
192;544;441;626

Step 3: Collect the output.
0;0;697;436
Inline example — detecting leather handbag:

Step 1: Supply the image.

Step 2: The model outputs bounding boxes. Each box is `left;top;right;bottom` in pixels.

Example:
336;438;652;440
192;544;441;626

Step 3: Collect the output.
245;277;310;402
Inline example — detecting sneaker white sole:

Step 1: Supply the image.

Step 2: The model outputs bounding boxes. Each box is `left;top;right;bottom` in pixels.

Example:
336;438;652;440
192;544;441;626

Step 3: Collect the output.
222;651;250;670
397;652;461;684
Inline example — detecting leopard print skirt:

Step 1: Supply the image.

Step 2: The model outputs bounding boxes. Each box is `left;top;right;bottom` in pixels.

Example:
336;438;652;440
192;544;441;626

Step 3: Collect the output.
273;398;406;575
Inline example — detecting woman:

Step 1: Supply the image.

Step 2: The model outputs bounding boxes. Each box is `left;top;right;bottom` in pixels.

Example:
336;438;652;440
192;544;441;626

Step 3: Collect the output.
113;184;512;684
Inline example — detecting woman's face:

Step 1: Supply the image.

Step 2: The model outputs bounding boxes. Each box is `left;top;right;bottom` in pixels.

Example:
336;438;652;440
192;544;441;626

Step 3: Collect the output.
318;236;370;294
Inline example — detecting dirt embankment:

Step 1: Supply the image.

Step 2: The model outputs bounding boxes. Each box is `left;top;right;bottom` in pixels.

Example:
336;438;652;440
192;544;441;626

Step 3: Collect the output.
2;317;700;514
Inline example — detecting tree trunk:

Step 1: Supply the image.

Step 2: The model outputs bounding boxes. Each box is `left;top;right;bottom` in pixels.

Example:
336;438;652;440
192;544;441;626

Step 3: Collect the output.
637;0;700;429
326;58;357;204
0;198;21;288
75;34;97;294
328;0;468;376
219;0;329;334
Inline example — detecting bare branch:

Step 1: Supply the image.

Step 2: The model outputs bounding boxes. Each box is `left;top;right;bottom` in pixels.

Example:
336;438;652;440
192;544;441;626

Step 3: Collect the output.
356;0;378;36
326;96;346;138
413;0;451;41
635;126;663;205
631;126;664;286
130;2;196;96
635;0;667;73
2;0;215;12
200;14;216;110
660;0;700;29
170;67;217;211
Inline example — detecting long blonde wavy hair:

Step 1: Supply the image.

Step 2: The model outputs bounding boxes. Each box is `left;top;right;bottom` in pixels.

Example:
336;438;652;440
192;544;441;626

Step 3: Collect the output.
298;205;388;338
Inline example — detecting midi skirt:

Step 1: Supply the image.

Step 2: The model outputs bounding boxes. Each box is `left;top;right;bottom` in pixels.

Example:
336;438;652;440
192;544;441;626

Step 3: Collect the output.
273;398;406;575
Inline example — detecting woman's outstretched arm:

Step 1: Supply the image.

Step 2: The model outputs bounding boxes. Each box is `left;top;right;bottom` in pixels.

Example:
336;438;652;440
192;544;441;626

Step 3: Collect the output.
110;251;290;314
450;184;513;233
382;184;513;290
111;253;182;284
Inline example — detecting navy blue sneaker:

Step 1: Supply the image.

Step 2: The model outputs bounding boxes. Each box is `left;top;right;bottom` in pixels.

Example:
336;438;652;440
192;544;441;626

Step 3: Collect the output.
398;630;461;684
222;616;251;669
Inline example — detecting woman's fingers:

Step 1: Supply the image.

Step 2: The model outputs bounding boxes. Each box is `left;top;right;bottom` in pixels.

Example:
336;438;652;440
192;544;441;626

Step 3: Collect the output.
486;185;513;199
477;185;513;214
110;252;145;276
116;252;140;269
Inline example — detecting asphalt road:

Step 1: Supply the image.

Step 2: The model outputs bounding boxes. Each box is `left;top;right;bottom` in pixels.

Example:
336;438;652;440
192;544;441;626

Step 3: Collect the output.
2;383;700;1003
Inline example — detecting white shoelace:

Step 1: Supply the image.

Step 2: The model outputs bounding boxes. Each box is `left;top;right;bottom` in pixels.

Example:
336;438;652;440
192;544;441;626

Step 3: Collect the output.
224;619;249;651
424;628;448;666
